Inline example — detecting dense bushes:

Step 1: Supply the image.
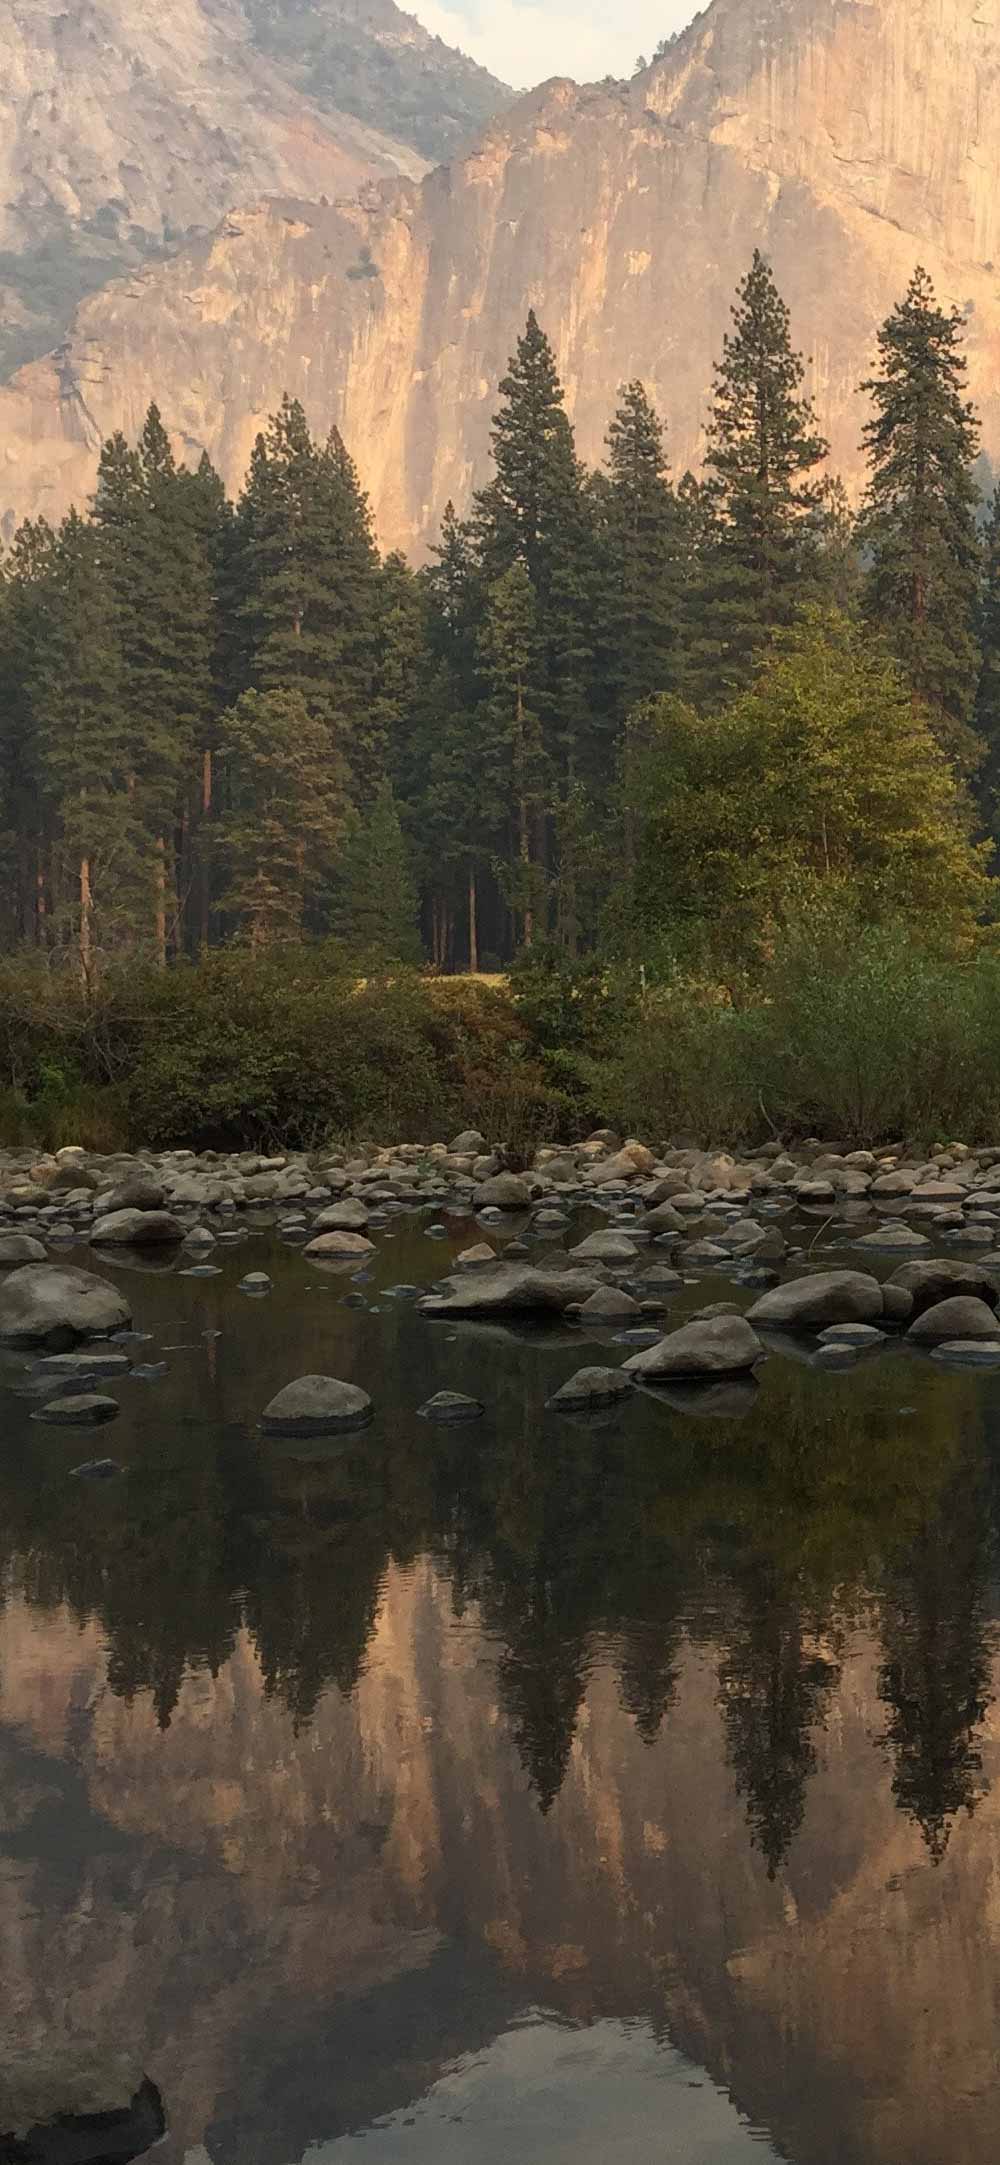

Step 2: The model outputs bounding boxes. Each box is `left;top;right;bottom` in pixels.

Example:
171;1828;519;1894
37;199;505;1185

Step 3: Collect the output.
0;951;569;1153
7;926;1000;1154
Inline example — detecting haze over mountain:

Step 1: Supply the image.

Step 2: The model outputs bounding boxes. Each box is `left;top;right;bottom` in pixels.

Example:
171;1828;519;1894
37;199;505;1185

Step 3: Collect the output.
0;0;508;374
2;0;1000;548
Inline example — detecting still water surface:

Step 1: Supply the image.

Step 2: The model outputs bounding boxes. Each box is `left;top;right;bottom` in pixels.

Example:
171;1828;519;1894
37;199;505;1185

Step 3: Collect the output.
2;1206;999;2163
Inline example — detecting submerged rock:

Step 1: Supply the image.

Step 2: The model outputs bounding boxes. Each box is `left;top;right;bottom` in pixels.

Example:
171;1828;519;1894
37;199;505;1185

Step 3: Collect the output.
418;1390;485;1422
303;1231;375;1260
261;1376;373;1435
887;1258;1000;1317
906;1296;1000;1347
89;1209;182;1246
746;1270;885;1331
0;1233;47;1266
32;1393;120;1426
0;1265;130;1347
472;1173;532;1210
547;1365;633;1410
623;1314;763;1381
419;1266;602;1318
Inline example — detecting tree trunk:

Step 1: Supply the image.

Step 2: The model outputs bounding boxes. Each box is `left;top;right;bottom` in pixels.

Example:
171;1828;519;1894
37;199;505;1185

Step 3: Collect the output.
154;838;167;969
200;747;213;951
35;853;48;947
79;855;93;990
519;797;533;947
468;863;479;974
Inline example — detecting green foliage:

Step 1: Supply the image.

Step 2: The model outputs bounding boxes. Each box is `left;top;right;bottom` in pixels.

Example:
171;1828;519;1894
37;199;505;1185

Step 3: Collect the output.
687;250;829;703
861;266;982;742
619;610;990;973
215;689;349;944
332;783;423;964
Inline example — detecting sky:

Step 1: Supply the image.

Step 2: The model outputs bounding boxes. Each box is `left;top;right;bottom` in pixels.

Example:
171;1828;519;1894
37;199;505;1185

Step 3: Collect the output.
411;0;699;92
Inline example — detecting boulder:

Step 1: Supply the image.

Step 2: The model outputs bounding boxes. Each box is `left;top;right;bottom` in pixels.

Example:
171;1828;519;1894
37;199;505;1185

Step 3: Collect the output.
746;1270;884;1331
418;1390;485;1421
907;1297;1000;1348
641;1202;686;1236
303;1230;375;1260
472;1173;532;1210
312;1199;370;1232
33;1392;119;1425
623;1314;763;1381
419;1266;602;1318
568;1231;639;1264
574;1286;642;1321
818;1324;886;1347
548;1365;633;1410
89;1209;183;1246
853;1221;930;1251
930;1340;1000;1365
0;2045;163;2161
0;1233;47;1266
261;1376;373;1435
37;1350;131;1379
93;1176;165;1215
0;1264;130;1347
449;1130;488;1155
887;1258;1000;1317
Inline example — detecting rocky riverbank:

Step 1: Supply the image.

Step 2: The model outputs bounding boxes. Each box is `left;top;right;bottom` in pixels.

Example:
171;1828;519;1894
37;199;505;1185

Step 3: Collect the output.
4;1128;1000;1428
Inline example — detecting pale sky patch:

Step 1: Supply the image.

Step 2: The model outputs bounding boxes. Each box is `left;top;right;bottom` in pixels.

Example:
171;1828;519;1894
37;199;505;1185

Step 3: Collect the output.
411;0;699;92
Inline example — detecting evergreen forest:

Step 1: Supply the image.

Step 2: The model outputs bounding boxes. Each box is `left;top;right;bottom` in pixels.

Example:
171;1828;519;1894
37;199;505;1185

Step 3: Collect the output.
6;254;1000;1150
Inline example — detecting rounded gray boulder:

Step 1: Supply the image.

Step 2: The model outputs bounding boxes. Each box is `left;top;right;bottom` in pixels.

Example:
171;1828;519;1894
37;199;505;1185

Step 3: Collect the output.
548;1366;633;1410
89;1209;183;1246
262;1376;374;1435
746;1270;884;1331
0;1264;130;1347
0;1232;48;1266
623;1314;763;1381
907;1296;1000;1347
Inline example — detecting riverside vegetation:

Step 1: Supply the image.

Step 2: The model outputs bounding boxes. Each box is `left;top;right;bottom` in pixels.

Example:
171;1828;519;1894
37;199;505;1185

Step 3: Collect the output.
3;256;1000;1151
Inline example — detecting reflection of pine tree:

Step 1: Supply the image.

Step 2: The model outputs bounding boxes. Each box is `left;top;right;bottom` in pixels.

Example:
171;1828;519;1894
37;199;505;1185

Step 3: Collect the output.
718;1566;838;1878
877;1472;996;1862
496;1592;590;1814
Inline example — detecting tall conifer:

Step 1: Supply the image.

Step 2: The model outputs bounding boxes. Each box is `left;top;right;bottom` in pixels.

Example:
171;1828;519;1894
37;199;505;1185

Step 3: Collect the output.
690;251;828;704
860;267;981;740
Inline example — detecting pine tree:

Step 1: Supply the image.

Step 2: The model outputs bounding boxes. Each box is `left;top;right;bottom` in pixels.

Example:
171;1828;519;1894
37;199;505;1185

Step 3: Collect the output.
860;266;982;741
601;380;681;720
333;782;422;962
974;482;1000;826
474;312;596;787
215;688;348;946
690;251;828;704
33;511;147;980
0;520;58;944
235;400;379;786
479;562;548;947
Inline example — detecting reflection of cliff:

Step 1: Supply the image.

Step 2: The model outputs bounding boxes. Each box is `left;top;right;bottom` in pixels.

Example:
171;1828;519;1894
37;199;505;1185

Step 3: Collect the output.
3;1566;1000;2165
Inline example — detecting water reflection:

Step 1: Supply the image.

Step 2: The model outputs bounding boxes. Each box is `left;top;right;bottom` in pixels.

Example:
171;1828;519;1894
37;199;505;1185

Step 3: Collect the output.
1;1220;1000;2162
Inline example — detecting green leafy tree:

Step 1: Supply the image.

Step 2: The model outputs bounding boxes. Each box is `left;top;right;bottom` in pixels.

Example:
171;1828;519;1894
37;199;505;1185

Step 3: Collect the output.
215;688;348;946
860;267;982;745
689;251;828;705
621;609;990;972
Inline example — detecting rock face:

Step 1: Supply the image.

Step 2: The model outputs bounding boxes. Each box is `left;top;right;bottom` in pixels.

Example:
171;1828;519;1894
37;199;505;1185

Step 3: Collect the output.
0;1264;130;1346
6;0;1000;548
0;2046;163;2158
0;0;507;380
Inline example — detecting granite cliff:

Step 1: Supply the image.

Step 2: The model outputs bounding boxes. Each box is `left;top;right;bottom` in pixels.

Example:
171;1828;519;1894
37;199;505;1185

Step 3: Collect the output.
3;0;1000;549
0;0;508;374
